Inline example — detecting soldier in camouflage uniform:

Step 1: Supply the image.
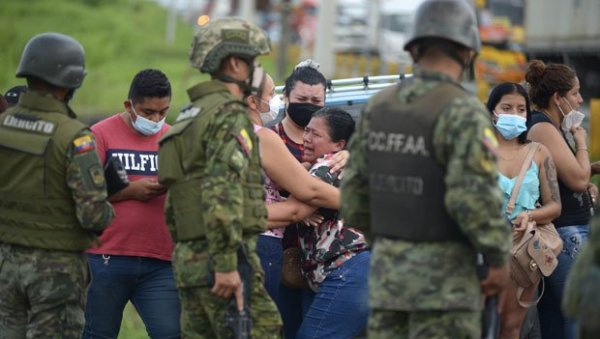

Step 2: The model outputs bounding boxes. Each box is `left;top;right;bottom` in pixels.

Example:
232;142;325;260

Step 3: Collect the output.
563;213;600;339
0;32;114;338
340;1;512;338
158;18;282;338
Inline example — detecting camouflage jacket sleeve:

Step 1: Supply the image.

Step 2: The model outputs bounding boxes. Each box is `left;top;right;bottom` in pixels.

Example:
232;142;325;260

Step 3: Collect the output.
201;106;250;272
340;103;371;231
66;129;114;233
433;96;510;267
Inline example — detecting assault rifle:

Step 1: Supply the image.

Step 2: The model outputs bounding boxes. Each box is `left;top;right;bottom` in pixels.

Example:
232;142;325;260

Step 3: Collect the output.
477;253;500;339
226;246;253;338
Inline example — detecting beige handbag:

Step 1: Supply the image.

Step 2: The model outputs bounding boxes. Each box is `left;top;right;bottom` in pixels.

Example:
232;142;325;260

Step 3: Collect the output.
506;143;563;307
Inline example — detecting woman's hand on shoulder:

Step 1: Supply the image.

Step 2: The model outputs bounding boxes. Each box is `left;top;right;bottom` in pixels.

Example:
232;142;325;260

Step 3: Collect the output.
329;150;349;174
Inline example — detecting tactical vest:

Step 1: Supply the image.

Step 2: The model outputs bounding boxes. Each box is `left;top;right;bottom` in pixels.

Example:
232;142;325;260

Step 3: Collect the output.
159;86;267;242
368;82;469;242
0;104;95;251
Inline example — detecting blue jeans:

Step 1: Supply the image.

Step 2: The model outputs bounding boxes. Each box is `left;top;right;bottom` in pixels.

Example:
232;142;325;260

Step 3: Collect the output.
257;235;283;309
538;225;589;339
279;283;306;339
297;251;370;339
83;254;181;339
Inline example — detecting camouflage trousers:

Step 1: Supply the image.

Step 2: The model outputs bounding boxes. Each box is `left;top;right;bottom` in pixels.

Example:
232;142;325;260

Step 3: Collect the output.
367;309;480;339
0;243;88;339
173;239;282;339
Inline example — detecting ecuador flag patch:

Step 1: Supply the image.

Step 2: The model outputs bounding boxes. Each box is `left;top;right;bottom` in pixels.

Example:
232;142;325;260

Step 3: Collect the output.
235;128;253;157
73;135;96;154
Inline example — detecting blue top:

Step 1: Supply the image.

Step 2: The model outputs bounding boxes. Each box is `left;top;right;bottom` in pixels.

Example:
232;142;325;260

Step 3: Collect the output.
498;162;539;221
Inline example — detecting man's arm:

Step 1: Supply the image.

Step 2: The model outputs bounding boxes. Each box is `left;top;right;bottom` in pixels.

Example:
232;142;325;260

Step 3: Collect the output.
108;178;166;202
340;105;371;231
202;113;250;273
66;130;114;233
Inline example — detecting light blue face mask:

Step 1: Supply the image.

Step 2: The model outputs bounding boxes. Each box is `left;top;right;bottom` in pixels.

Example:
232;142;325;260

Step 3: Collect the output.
494;113;527;140
130;102;165;136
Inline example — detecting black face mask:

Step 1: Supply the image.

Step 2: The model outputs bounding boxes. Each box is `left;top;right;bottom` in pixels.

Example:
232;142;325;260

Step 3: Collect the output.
287;102;323;128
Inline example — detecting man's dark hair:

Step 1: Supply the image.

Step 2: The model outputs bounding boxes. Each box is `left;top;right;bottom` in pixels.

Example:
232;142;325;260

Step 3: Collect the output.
128;69;171;103
312;107;355;144
283;66;327;97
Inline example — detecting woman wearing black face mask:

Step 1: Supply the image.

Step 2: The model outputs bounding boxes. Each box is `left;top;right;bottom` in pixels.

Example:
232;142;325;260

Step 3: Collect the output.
272;59;327;161
270;60;350;339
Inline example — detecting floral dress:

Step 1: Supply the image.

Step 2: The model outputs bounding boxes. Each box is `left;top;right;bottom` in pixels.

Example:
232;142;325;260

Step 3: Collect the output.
297;153;368;291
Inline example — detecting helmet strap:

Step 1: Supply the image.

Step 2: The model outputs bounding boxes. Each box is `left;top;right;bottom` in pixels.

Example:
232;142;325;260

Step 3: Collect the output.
64;88;77;103
214;56;263;98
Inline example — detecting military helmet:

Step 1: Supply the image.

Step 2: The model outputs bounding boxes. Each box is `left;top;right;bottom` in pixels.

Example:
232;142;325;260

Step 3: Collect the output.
16;32;86;89
190;17;271;74
404;0;481;53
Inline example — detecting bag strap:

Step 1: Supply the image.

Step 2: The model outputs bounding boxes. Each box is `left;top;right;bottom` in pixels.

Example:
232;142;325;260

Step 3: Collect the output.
506;143;539;216
512;222;536;253
516;277;545;308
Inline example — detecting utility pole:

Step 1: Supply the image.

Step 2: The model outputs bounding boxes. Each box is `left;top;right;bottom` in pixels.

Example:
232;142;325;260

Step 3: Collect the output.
277;0;292;81
240;0;257;24
314;0;336;77
166;0;178;45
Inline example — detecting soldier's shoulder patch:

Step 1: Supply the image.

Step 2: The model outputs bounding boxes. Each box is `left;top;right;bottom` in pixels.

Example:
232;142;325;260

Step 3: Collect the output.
89;165;105;188
176;105;201;122
235;128;253;157
482;127;498;157
73;135;96;154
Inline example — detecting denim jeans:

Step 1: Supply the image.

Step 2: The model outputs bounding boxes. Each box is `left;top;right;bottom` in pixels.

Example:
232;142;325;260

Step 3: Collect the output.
257;235;283;310
83;254;181;339
538;225;589;339
296;251;370;339
279;282;306;339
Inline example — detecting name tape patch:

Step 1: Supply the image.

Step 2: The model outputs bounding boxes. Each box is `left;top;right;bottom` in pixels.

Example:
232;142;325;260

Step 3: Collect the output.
2;114;55;134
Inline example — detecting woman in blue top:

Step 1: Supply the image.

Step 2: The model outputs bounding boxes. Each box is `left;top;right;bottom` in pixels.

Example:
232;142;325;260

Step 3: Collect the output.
487;82;561;339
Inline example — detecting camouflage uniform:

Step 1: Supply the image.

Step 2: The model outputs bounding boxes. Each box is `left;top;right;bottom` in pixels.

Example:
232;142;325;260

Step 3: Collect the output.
0;91;113;338
340;68;511;339
160;80;282;339
564;213;600;339
0;32;113;339
158;18;281;339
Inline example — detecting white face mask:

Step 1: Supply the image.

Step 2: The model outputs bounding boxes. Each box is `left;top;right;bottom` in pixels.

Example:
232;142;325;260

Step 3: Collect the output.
558;97;585;133
259;95;282;125
130;101;166;136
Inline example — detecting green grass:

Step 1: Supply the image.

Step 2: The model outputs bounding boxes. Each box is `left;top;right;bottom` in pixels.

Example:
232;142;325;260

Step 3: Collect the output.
1;0;401;124
119;302;149;339
0;0;296;123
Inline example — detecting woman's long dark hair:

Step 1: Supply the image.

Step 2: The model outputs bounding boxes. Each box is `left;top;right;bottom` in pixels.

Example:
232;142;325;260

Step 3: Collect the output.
486;82;532;144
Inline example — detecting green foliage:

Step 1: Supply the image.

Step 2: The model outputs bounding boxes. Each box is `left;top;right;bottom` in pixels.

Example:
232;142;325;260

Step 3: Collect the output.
1;0;205;121
119;302;149;339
